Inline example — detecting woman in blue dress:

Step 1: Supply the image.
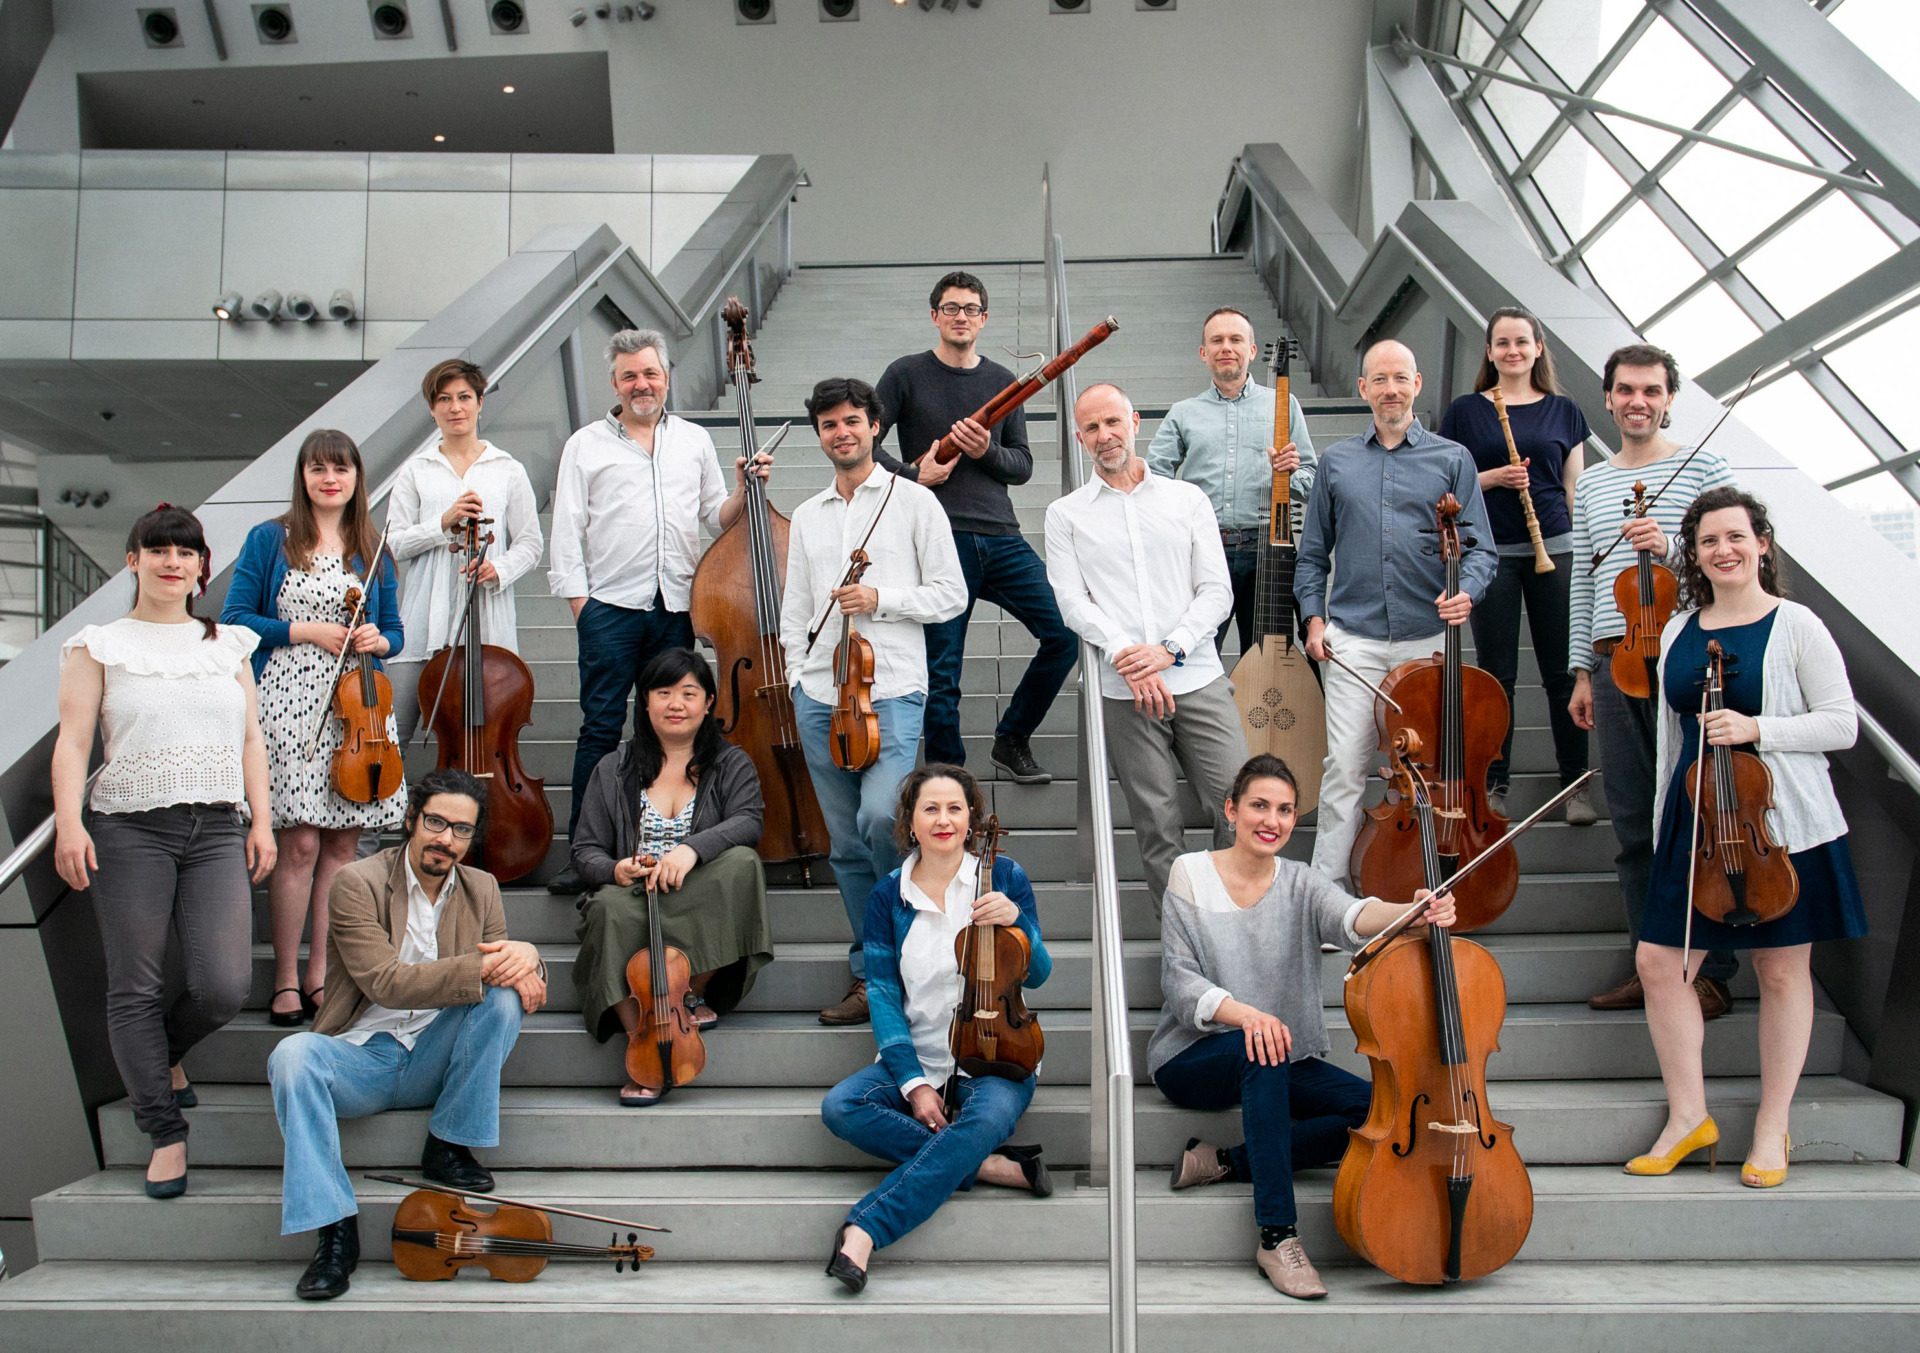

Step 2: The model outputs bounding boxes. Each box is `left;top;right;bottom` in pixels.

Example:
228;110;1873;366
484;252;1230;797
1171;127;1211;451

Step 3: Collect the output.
1625;487;1864;1188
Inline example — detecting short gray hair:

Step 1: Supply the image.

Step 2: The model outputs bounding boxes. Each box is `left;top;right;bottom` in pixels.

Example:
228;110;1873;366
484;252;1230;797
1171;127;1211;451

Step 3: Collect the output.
605;328;672;377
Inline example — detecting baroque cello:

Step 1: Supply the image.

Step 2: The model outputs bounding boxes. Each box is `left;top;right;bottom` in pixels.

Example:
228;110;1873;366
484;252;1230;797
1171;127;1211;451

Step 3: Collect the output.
368;1174;664;1282
944;816;1043;1113
690;297;830;881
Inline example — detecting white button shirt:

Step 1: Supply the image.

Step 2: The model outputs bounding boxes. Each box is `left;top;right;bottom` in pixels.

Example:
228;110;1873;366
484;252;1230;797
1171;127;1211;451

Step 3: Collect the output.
339;857;452;1051
1043;461;1233;700
895;849;979;1094
387;442;544;660
547;409;725;611
779;465;967;705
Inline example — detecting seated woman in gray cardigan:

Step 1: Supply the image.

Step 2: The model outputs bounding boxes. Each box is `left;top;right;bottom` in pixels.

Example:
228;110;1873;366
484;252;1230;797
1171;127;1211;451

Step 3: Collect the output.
1147;753;1454;1301
571;647;772;1106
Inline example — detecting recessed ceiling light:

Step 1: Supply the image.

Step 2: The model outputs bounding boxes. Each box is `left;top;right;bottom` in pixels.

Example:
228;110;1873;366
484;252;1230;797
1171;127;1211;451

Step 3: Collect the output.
502;84;515;93
314;381;330;388
433;134;446;142
229;412;243;419
35;379;51;387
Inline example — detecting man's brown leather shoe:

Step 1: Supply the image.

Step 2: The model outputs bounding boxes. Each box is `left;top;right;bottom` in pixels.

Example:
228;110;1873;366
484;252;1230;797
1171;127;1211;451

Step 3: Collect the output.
1256;1237;1327;1300
1588;973;1645;1010
819;979;869;1026
1168;1138;1231;1191
1695;975;1732;1021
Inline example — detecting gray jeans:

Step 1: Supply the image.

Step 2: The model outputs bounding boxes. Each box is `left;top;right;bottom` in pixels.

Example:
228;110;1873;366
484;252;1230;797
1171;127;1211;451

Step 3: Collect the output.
1104;674;1250;910
89;803;254;1147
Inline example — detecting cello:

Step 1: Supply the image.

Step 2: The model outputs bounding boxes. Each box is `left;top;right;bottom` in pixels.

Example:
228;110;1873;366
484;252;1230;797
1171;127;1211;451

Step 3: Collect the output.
1335;731;1535;1286
945;816;1043;1114
416;515;552;883
369;1175;663;1282
1608;480;1679;700
690;299;830;882
1352;494;1517;932
623;853;706;1100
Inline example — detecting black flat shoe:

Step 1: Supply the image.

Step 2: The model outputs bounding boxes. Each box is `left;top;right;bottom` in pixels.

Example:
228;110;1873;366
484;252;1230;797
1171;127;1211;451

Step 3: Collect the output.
296;1216;359;1301
173;1082;198;1110
825;1223;868;1293
618;1082;664;1108
421;1132;495;1193
999;1143;1053;1198
144;1170;188;1200
301;986;324;1019
546;865;586;896
268;988;307;1027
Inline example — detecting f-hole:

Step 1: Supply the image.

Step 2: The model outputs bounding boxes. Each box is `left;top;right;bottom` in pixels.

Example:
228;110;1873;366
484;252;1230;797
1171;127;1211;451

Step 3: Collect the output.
1465;1087;1496;1149
1392;1092;1431;1157
719;656;755;735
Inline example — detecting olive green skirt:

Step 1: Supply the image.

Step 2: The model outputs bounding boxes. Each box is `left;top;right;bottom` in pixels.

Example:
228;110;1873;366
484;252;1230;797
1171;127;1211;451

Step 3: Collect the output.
573;844;772;1043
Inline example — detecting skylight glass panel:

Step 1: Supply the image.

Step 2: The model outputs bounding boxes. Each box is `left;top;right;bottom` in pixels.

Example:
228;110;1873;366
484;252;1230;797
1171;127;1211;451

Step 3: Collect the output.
1581;200;1705;325
1643;284;1763;375
1825;307;1920;449
1735;372;1879;480
1532;128;1631;243
1739;191;1900;318
1592;17;1731;168
1521;0;1643;91
1660;101;1821;254
1484;80;1561;164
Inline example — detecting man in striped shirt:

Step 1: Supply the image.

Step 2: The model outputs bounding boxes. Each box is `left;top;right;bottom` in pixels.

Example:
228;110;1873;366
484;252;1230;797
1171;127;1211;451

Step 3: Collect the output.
1569;344;1737;1019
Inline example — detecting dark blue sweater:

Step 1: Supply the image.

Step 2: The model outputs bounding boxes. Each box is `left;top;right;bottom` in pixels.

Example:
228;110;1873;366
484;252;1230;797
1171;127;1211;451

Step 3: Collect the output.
1439;391;1590;547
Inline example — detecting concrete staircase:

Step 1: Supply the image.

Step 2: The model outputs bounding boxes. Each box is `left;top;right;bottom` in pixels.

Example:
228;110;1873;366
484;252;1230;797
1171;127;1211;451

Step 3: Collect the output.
5;255;1918;1349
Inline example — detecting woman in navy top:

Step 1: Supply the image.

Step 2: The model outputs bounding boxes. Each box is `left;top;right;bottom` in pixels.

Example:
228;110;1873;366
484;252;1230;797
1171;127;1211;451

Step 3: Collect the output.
221;429;403;1027
1439;306;1593;824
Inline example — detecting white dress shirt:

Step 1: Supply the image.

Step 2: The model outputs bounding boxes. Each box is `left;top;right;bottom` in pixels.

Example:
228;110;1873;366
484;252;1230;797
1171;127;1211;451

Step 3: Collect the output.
547;408;725;612
339;856;452;1051
1043;461;1233;700
895;849;979;1094
779;464;967;705
387;441;544;660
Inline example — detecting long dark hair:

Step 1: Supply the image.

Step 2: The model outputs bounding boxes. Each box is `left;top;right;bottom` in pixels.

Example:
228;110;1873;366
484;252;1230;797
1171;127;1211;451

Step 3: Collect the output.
280;428;382;574
1473;305;1560;396
891;763;987;856
125;503;217;639
1677;486;1785;608
630;648;724;788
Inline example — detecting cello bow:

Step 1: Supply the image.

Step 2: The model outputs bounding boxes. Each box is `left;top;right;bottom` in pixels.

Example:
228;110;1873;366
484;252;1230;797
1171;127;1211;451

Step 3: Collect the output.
363;1174;672;1233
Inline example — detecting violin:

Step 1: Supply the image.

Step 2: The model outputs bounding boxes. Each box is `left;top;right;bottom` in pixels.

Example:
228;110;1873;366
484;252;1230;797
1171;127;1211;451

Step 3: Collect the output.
416;515;553;883
623;853;706;1098
828;550;881;772
1353;494;1517;932
327;584;404;804
373;1176;660;1282
1608;480;1679;700
1335;730;1534;1286
945;817;1043;1113
690;298;830;882
1682;638;1797;929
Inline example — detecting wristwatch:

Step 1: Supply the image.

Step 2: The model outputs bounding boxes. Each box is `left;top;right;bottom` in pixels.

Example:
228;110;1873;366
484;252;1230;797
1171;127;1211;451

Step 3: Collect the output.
1160;640;1185;668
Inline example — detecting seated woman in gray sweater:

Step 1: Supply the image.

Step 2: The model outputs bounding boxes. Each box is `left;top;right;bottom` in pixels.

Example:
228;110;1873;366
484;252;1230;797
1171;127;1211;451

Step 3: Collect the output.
1148;753;1454;1300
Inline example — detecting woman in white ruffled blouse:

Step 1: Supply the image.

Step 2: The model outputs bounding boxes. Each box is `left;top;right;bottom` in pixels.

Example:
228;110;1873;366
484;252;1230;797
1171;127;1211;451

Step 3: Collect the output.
52;505;277;1200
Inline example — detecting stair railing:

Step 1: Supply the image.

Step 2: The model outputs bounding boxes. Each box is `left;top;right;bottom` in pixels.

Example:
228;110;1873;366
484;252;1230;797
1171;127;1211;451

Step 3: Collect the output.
1044;165;1137;1353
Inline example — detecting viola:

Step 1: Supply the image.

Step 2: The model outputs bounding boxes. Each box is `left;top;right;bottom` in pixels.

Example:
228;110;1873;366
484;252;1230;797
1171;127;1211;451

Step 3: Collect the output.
945;816;1043;1113
1608;480;1679;700
327;584;404;804
623;853;706;1098
1353;494;1517;932
1682;638;1797;930
690;298;830;882
828;550;881;772
1335;730;1533;1286
374;1176;659;1282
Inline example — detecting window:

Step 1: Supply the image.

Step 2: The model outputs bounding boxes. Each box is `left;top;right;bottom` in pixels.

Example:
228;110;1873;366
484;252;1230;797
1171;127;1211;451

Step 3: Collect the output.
1580;201;1703;326
1740;191;1900;318
1591;18;1730;169
1644;285;1762;374
1825;306;1920;449
1659;102;1820;255
1736;373;1879;481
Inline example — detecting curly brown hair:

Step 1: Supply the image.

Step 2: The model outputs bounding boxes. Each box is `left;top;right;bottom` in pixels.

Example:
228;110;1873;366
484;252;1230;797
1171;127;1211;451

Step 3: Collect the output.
1676;485;1785;608
891;763;986;857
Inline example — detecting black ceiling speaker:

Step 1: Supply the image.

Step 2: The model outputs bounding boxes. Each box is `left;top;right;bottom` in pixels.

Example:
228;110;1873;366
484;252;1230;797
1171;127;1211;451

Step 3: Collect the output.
820;0;857;19
489;1;529;33
253;5;296;43
736;0;775;24
1137;0;1175;9
1050;0;1088;13
139;8;184;47
369;1;412;38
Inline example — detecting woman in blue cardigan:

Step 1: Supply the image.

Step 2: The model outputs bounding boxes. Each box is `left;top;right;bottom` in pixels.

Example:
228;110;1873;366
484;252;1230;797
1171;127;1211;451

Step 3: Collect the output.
820;764;1054;1292
221;429;404;1026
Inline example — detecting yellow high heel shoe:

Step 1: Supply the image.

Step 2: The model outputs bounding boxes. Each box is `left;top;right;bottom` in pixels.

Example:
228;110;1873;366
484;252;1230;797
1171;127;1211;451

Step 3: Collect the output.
1742;1133;1790;1189
1623;1117;1720;1176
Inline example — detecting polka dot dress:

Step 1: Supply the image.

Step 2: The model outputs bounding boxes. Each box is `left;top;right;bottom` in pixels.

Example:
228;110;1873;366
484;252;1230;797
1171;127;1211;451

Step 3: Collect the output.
258;556;407;831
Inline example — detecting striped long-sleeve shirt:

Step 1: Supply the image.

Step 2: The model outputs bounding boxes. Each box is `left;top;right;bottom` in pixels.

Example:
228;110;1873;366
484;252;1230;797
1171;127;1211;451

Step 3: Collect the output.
1567;446;1736;672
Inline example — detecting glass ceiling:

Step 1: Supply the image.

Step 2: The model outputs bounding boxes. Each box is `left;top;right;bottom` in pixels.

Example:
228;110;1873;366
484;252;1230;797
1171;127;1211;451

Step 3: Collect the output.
1441;0;1920;530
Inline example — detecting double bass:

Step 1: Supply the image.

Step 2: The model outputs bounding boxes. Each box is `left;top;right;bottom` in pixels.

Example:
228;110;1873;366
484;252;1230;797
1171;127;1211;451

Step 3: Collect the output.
690;299;830;881
1353;495;1517;932
416;515;552;883
623;853;706;1099
1608;480;1679;700
945;816;1043;1113
369;1174;663;1282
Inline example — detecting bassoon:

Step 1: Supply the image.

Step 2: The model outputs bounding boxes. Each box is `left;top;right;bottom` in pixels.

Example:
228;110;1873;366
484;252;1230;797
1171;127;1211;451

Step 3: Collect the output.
925;317;1120;464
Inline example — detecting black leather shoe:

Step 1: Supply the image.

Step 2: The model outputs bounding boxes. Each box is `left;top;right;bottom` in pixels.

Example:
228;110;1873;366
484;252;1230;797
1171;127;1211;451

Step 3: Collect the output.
545;865;586;895
268;987;307;1028
825;1223;868;1293
998;1142;1054;1198
295;1216;359;1301
421;1132;495;1193
990;735;1052;785
144;1170;188;1200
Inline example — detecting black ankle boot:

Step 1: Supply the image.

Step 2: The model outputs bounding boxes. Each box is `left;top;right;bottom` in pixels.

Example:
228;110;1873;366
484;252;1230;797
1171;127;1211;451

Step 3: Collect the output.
421;1132;495;1192
295;1216;359;1301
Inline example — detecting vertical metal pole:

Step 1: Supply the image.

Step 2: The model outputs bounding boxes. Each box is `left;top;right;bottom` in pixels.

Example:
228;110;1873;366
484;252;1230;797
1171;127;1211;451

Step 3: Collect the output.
561;329;590;431
779;202;794;280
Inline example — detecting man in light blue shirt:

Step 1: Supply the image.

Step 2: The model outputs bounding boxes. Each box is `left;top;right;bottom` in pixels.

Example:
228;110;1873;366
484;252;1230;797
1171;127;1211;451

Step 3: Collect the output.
1147;307;1317;658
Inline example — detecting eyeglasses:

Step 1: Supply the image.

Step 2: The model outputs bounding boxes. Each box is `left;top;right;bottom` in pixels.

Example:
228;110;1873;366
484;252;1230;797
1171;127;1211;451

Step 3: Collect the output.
935;303;985;318
420;812;477;840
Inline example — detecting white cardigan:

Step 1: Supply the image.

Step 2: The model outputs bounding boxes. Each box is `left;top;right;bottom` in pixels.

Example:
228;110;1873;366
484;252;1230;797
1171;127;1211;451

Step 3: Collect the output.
1652;599;1856;854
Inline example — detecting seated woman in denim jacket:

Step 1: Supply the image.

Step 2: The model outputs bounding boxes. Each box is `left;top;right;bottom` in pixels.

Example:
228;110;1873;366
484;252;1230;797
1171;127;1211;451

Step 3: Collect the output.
820;764;1054;1292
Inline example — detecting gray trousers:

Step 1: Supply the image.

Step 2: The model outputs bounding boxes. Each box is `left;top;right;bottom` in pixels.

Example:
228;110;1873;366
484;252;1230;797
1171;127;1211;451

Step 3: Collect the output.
1104;674;1249;910
89;803;253;1147
1590;653;1736;984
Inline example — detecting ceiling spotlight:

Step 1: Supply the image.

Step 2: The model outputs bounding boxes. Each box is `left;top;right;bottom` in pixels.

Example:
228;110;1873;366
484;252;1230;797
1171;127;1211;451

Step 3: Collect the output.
502;84;515;93
328;289;358;322
637;2;656;15
433;133;447;142
821;0;856;17
253;4;296;42
735;0;773;24
139;8;184;47
489;1;529;34
246;290;283;322
285;292;318;321
212;292;243;320
570;7;587;24
369;1;411;39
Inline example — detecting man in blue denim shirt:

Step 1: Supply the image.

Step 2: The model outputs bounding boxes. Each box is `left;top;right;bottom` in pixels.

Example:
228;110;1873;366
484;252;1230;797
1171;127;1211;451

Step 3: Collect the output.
1296;340;1496;887
1147;307;1317;657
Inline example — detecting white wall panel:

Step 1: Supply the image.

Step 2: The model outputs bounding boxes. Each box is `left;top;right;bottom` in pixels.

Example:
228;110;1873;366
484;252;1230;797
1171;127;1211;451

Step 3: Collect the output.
363;190;509;322
70;318;218;361
653;193;727;270
0;188;77;318
220;190;369;315
359;319;420;362
510;191;651;263
72;188;224;320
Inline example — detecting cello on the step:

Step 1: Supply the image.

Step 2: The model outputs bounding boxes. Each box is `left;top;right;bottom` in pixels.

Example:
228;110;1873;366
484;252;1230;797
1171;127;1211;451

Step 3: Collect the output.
624;853;706;1099
369;1174;664;1282
944;816;1043;1115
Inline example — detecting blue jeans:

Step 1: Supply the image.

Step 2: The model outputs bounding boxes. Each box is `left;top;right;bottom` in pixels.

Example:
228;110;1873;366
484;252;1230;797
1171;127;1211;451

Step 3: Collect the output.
1152;1033;1370;1228
1218;542;1259;658
268;984;523;1234
922;532;1077;766
569;594;695;838
793;687;925;979
821;1062;1035;1248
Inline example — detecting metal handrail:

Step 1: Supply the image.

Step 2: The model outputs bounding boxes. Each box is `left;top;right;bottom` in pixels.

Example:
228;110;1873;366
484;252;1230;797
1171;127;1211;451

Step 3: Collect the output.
1044;165;1137;1353
1858;704;1920;799
1220;159;1343;314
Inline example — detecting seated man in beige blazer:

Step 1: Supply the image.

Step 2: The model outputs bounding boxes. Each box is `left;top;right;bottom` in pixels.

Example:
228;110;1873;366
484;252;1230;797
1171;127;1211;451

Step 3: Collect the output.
268;767;547;1301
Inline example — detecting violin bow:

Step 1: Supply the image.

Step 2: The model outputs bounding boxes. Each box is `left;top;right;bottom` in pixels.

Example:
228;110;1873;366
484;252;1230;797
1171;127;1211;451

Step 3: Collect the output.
804;471;900;652
1588;367;1762;574
302;518;395;761
1680;671;1712;978
1345;770;1599;977
1320;643;1405;714
363;1174;671;1233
